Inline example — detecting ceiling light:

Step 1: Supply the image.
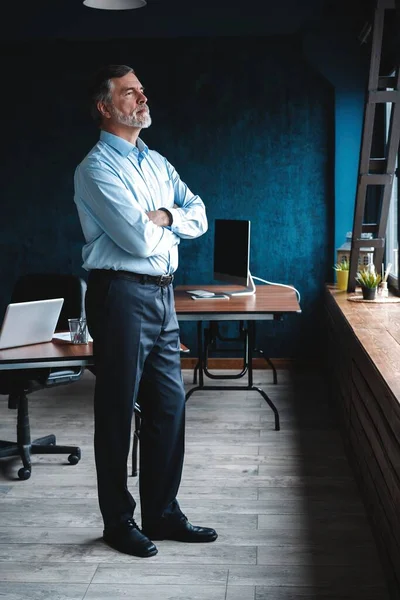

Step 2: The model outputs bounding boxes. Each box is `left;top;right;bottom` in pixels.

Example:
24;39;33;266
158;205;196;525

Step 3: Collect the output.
83;0;147;9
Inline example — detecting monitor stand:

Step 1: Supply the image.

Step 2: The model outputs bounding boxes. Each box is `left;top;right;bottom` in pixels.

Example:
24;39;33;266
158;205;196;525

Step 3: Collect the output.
227;273;256;297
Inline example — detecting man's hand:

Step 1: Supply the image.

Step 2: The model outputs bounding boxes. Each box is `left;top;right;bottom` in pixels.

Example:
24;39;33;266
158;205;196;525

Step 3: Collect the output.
146;209;170;227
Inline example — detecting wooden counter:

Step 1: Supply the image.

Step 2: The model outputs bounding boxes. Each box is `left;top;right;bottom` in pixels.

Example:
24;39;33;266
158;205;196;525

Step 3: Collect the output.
324;285;400;598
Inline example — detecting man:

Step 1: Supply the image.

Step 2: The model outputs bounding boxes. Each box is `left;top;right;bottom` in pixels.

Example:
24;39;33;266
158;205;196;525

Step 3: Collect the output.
74;64;217;558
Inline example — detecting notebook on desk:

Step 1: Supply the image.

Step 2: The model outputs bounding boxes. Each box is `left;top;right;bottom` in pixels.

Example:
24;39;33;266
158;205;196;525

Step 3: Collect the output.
0;298;64;350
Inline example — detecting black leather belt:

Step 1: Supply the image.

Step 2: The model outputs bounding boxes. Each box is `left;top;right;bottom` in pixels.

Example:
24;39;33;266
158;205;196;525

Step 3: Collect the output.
92;269;174;287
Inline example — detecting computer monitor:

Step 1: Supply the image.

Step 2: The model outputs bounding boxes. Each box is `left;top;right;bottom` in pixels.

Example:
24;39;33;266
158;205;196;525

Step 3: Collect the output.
213;219;256;296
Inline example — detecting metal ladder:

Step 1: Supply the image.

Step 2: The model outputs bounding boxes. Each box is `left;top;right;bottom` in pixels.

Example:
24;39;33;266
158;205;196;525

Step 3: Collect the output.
348;0;400;292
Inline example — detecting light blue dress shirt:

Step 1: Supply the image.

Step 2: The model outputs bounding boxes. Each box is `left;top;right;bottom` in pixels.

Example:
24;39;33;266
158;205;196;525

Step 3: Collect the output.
74;130;208;276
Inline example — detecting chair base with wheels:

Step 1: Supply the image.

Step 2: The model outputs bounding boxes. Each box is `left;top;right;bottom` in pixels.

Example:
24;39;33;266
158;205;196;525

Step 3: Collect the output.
0;369;83;480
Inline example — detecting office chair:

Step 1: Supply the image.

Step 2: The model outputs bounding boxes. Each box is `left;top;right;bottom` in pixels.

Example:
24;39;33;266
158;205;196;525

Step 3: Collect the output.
131;342;190;477
0;273;87;480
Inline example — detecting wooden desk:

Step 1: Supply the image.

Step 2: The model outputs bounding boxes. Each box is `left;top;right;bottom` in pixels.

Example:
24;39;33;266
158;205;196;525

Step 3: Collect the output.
174;284;300;321
0;284;299;364
0;285;300;432
174;285;301;431
0;338;94;371
324;285;400;595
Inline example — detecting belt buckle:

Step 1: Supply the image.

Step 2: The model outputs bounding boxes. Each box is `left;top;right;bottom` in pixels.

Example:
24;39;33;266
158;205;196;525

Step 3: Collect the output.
158;275;172;287
157;275;166;287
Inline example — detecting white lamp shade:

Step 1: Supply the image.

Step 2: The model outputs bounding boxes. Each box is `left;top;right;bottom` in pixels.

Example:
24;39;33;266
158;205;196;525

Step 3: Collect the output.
83;0;147;9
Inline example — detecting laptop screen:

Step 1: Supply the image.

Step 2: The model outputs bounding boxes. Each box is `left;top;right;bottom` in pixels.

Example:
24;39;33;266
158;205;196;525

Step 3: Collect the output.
0;298;64;350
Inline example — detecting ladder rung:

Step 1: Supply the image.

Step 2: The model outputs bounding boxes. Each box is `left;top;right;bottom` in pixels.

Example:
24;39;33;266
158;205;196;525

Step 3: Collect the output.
362;224;378;233
360;173;393;185
353;238;385;249
378;76;397;89
369;158;386;173
369;90;400;103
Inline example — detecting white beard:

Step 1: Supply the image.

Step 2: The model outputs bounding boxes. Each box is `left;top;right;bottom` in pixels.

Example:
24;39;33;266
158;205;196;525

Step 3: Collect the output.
111;105;152;128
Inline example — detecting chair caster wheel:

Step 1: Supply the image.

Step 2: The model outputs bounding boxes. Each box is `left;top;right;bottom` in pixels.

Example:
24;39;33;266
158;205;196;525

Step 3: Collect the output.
18;467;31;480
68;453;80;465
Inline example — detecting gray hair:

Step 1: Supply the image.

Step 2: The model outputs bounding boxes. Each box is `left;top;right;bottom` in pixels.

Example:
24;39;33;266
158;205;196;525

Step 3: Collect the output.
88;64;135;122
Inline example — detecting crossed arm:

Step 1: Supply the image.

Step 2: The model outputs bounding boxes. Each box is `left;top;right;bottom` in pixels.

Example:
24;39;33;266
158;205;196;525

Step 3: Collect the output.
75;158;207;259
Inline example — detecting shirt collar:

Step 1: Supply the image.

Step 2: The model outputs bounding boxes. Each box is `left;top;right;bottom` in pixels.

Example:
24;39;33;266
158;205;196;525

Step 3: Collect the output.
100;130;149;157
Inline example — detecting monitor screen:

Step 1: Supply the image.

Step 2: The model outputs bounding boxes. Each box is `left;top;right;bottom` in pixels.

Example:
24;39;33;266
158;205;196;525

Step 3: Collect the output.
213;219;251;287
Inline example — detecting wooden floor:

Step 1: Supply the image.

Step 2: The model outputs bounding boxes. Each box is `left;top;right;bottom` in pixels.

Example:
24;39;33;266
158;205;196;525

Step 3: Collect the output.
0;368;391;600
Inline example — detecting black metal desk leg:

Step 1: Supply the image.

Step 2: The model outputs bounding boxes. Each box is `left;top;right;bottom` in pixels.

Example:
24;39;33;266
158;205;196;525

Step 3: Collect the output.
193;360;199;384
185;320;280;431
248;321;280;431
197;321;204;387
186;321;204;401
266;356;278;385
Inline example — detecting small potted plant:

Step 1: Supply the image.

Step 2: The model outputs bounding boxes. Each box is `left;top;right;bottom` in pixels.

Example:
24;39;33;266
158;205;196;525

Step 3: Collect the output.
333;258;349;291
355;267;382;300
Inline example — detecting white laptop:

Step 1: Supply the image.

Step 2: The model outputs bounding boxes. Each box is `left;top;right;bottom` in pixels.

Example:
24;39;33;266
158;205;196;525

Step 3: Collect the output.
0;298;64;350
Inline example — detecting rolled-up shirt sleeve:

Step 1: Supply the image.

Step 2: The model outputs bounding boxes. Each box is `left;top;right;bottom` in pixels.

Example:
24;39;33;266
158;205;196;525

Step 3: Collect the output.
75;161;180;259
165;160;208;239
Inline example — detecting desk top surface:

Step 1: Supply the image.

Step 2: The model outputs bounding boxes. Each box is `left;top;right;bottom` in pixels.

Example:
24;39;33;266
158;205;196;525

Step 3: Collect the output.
0;337;93;366
174;285;301;315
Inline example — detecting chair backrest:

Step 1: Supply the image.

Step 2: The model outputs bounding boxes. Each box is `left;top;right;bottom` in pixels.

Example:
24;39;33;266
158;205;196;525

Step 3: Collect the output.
10;273;87;332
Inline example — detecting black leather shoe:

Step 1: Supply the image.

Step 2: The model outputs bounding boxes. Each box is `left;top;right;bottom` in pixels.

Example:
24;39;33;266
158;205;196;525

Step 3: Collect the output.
103;518;158;557
142;515;218;543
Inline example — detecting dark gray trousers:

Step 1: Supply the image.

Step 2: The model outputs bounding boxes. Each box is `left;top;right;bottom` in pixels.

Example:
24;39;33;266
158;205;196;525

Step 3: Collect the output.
85;270;186;530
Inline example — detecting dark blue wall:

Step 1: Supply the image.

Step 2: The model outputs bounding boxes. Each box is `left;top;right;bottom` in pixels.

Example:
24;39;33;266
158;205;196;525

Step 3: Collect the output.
302;26;369;258
0;36;334;357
